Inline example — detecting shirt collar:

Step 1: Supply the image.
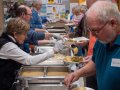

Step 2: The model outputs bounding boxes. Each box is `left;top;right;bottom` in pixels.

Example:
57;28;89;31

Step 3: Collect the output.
113;35;120;46
8;35;16;43
33;8;38;12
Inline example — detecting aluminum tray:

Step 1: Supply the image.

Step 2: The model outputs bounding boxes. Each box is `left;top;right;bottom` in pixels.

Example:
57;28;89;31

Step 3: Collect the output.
47;29;66;33
18;66;70;81
19;66;45;78
46;66;69;76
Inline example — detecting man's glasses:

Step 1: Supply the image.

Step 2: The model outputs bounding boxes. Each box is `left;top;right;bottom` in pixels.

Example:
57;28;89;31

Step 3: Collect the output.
27;13;32;16
87;21;108;35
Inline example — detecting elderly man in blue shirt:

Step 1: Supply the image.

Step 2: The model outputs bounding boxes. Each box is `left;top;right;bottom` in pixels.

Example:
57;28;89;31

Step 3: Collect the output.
30;0;48;29
64;1;120;90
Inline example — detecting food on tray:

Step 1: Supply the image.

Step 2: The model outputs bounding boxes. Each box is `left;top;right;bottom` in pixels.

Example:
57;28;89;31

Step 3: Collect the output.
21;71;43;77
64;56;72;62
65;39;76;42
54;54;65;60
47;54;65;60
64;56;83;63
79;56;84;62
64;39;77;45
38;54;65;65
71;56;83;62
67;39;77;42
47;72;68;76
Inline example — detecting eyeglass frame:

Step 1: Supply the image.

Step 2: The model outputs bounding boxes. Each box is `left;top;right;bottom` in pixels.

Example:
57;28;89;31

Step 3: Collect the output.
86;20;109;35
26;13;32;16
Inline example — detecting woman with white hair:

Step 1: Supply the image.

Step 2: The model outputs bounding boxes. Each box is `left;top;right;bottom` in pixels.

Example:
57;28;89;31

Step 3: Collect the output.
72;5;87;25
30;0;48;29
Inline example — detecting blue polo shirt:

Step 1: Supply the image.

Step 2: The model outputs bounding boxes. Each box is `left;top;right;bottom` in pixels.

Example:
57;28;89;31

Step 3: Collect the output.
26;29;45;45
92;35;120;90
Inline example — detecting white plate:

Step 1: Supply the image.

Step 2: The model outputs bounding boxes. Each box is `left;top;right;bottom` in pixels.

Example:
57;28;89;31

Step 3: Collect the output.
72;37;89;42
65;23;75;26
35;46;53;53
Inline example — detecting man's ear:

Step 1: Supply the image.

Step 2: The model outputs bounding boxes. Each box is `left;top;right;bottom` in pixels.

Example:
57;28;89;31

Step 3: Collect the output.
110;18;118;32
110;18;117;27
21;13;25;17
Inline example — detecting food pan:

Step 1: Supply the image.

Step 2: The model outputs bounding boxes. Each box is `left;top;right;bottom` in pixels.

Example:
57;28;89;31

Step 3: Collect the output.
46;66;70;76
18;66;44;78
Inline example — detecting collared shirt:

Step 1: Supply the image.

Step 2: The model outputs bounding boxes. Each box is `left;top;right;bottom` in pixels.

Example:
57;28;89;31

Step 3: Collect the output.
0;35;54;65
26;29;45;45
92;35;120;90
30;8;48;29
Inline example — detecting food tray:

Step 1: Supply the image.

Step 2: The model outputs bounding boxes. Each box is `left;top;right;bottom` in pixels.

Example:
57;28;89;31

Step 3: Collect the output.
19;66;44;78
18;66;70;80
46;66;69;76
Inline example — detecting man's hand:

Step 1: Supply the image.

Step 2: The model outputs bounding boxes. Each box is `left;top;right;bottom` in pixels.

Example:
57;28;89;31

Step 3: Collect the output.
64;71;80;88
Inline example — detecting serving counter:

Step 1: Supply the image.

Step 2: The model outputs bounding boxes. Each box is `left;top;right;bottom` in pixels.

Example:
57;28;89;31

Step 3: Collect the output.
16;31;86;90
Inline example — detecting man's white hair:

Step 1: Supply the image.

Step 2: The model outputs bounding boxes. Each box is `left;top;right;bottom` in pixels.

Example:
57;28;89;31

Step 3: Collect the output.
72;5;87;15
32;0;42;7
86;0;120;23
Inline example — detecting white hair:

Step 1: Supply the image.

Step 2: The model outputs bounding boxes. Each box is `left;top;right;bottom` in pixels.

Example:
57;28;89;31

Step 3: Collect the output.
86;0;120;23
32;0;42;7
